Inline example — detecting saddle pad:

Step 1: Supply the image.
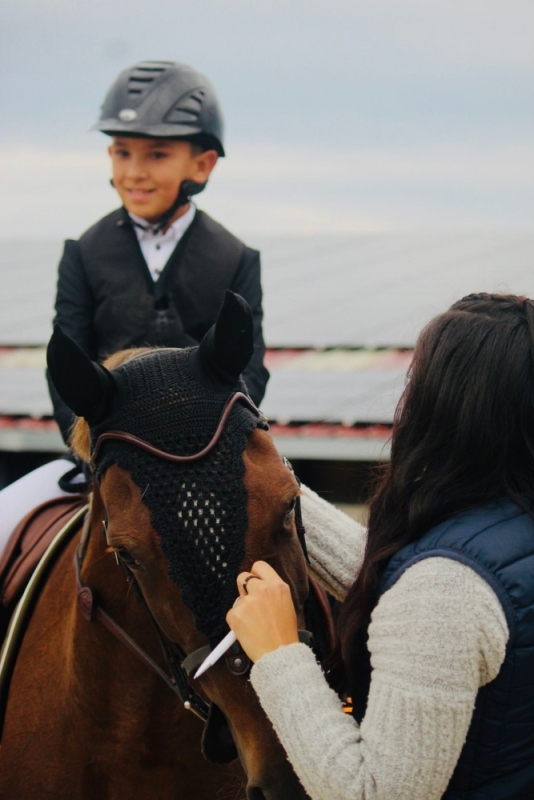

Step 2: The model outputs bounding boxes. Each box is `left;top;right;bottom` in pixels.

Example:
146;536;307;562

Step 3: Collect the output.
0;495;86;610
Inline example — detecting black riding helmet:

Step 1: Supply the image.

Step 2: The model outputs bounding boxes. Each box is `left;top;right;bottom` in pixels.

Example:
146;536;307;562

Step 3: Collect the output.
94;60;225;230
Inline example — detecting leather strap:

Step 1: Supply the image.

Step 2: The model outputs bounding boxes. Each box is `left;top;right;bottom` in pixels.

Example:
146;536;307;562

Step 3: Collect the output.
91;392;264;467
182;645;211;679
74;542;209;721
182;630;315;679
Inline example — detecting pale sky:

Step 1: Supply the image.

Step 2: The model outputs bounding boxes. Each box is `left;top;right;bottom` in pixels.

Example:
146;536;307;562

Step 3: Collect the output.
1;0;533;239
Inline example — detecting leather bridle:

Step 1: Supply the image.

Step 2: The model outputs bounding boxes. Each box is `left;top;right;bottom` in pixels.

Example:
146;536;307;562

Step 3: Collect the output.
74;390;315;723
74;516;210;720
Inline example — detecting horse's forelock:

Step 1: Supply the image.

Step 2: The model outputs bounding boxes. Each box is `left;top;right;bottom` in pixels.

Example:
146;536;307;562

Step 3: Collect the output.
70;418;91;462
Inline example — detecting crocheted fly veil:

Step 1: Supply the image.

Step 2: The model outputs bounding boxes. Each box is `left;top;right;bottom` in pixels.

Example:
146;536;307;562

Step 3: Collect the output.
94;354;263;636
47;291;268;638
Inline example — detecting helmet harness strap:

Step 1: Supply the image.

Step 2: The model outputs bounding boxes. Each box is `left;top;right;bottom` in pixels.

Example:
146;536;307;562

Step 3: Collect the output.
151;178;207;234
109;176;207;235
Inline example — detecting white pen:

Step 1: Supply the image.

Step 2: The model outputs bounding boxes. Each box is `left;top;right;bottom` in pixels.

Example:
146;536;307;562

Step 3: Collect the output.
194;630;237;679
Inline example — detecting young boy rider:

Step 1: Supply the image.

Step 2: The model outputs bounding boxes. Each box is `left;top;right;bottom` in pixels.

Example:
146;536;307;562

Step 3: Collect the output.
48;59;269;442
0;61;270;548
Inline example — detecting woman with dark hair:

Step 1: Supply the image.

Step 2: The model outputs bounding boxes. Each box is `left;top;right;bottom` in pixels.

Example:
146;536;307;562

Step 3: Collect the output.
227;293;534;800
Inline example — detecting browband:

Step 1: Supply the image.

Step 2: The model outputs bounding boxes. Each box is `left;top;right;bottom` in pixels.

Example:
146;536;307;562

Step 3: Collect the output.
91;391;265;468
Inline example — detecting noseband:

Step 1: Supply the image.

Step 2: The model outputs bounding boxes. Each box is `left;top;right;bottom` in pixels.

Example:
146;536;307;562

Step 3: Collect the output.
75;391;314;725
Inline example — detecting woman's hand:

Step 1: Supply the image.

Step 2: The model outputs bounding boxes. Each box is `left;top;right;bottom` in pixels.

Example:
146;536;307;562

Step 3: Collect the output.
226;561;299;663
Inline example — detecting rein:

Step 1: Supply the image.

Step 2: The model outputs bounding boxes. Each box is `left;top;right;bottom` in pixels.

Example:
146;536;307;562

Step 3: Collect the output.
74;522;210;721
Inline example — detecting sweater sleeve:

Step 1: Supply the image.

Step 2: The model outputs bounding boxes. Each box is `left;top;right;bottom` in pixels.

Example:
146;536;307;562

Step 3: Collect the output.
250;557;509;800
299;483;367;600
229;247;270;406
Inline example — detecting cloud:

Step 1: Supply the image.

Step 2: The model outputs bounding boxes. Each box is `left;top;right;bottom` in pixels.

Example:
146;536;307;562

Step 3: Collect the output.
220;142;534;190
3;3;534;129
1;140;533;240
6;0;534;75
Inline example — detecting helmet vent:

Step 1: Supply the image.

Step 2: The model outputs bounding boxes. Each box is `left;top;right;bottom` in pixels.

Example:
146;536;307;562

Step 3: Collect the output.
125;62;170;105
164;87;206;126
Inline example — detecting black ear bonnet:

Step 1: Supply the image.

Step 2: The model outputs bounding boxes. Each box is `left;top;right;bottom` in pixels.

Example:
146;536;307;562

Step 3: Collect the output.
47;292;268;638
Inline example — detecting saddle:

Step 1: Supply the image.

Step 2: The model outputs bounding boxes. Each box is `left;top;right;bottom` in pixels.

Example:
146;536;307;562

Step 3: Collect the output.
0;495;88;741
0;494;87;613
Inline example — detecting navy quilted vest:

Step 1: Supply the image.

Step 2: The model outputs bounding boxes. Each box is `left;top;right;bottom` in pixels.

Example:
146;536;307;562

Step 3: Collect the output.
379;500;534;799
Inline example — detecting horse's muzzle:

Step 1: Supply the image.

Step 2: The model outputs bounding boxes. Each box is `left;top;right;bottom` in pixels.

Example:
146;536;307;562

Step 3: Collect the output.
247;764;309;800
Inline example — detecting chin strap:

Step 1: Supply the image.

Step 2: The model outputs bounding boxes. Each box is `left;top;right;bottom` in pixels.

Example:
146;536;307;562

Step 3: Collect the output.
111;177;207;234
151;179;206;234
142;180;207;235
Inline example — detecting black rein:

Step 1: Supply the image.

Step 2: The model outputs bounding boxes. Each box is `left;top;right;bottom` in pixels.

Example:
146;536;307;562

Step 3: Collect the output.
74;519;210;721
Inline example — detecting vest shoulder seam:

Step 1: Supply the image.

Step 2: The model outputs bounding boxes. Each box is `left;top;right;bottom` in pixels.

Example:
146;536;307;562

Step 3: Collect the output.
78;208;125;242
194;210;246;250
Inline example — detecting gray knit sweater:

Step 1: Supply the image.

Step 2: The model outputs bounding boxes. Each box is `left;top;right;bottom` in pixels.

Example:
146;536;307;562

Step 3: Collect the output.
250;485;509;800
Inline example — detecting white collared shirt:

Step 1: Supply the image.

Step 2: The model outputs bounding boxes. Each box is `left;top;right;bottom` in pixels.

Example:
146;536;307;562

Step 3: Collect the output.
129;203;196;283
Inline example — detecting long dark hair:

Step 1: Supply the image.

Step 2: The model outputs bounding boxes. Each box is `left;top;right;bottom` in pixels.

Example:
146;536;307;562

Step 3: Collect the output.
332;293;534;702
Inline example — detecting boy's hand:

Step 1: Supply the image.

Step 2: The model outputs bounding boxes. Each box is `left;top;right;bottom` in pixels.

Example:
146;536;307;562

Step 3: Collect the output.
226;561;299;663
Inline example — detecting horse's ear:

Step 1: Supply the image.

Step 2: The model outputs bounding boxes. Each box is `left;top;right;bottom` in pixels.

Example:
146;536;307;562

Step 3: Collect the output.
197;290;254;386
47;325;118;423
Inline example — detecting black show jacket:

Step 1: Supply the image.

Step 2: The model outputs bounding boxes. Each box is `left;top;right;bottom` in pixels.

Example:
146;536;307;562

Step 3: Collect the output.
49;207;269;442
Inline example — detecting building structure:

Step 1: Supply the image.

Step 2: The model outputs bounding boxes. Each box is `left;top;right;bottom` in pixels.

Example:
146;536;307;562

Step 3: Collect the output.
1;231;533;494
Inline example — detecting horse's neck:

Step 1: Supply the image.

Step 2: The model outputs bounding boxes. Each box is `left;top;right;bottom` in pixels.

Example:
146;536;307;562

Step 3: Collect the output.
0;485;229;798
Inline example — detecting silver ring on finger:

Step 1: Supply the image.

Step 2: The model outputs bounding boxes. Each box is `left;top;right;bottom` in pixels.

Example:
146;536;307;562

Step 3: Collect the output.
242;575;261;594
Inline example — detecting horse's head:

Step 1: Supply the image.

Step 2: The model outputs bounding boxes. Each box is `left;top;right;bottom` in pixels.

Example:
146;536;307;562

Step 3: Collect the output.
47;292;311;800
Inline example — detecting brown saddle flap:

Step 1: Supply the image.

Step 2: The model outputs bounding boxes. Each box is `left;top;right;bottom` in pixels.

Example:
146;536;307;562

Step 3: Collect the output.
0;495;86;610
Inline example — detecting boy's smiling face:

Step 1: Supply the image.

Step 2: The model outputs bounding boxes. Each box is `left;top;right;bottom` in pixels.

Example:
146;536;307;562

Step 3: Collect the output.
108;136;218;222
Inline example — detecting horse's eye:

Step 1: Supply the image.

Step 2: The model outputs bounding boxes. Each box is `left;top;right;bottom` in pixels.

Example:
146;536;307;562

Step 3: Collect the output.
116;548;141;569
285;497;297;525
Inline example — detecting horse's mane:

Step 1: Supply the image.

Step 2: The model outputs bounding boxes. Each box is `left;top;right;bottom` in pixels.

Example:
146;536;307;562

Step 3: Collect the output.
69;347;151;462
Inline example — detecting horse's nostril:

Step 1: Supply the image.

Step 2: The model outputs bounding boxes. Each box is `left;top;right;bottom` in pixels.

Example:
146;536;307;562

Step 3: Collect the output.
247;765;309;799
247;789;267;800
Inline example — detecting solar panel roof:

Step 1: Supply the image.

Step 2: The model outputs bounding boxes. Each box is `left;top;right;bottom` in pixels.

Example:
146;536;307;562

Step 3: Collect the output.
0;347;410;425
256;230;534;347
1;230;534;348
261;350;410;425
1;230;532;457
0;347;404;459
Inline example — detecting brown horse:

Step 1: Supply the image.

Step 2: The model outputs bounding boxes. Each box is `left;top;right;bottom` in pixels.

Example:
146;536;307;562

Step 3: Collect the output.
0;293;319;800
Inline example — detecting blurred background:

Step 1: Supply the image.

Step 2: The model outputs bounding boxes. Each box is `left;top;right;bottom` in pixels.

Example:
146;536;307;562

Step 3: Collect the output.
1;0;533;516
